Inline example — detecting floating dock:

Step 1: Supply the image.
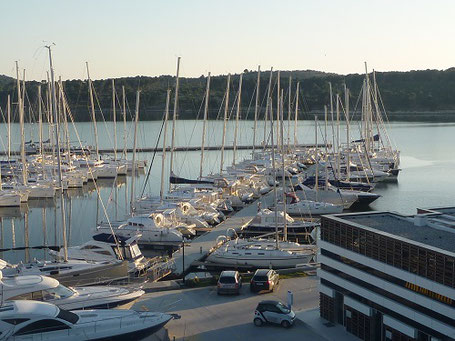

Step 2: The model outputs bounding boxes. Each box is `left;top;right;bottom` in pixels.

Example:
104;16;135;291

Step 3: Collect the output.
172;192;277;276
0;144;328;156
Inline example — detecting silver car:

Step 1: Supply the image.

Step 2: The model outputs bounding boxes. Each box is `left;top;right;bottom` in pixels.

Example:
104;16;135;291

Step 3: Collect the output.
217;271;242;295
254;300;296;328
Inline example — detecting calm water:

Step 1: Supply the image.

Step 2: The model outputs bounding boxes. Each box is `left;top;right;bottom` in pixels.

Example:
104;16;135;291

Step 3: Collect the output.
0;120;453;263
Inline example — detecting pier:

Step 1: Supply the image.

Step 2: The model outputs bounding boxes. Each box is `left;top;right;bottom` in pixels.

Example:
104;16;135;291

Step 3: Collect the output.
0;144;328;156
172;192;276;276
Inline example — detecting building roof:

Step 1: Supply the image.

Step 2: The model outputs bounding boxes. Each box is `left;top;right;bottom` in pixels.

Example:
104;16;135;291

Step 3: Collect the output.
331;211;455;256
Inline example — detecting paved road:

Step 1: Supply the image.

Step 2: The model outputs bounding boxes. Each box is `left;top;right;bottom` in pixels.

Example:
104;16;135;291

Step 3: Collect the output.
134;276;323;341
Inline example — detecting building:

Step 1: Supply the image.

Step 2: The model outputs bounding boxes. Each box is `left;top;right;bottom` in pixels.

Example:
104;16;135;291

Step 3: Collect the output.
318;208;455;341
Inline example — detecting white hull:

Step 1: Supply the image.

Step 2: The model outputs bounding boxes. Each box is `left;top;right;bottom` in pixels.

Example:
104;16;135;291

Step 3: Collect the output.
0;192;21;207
206;253;313;269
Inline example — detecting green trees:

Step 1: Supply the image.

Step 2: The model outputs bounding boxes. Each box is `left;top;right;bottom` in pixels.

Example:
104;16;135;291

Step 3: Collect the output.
1;68;455;122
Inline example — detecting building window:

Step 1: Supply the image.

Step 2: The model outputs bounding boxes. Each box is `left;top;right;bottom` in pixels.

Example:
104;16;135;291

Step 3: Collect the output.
320;293;335;323
344;305;371;341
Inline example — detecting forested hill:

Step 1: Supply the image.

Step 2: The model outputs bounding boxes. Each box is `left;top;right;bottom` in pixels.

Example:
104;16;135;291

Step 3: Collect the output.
1;68;455;122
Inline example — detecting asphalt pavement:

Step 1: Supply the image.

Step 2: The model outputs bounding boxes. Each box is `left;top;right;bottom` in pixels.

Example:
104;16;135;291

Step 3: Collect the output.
134;275;329;341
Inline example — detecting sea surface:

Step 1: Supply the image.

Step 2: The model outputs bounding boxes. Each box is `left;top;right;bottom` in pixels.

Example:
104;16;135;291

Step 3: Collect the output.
0;120;454;264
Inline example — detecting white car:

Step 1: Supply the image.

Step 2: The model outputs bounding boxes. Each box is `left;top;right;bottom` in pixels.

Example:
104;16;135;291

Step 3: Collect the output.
254;300;296;328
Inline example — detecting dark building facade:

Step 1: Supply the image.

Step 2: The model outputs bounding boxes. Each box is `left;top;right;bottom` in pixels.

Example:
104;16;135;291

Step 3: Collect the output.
318;210;455;341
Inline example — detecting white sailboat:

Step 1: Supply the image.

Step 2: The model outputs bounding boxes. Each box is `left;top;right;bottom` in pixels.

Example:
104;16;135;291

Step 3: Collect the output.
206;92;316;269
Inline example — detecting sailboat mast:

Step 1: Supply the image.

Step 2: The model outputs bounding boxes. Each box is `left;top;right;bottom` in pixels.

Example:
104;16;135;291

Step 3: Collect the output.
59;79;71;166
280;90;287;241
329;82;335;158
314;116;319;200
199;72;211;178
336;94;341;179
294;82;300;148
345;85;351;181
252;66;260;154
112;79;117;161
7;95;11;160
38;85;43;156
364;62;371;154
86;62;99;160
122;86;127;159
16;63;27;185
232;73;243;167
220;74;230;174
169;56;181;190
287;76;291;152
324;105;329;189
47;45;68;262
160;89;171;202
276;71;280;151
268;97;279;249
130;91;140;214
263;68;273;151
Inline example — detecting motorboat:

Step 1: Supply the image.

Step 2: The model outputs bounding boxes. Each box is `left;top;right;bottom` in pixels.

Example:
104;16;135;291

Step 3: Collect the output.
0;191;21;207
273;192;344;216
242;209;319;241
97;216;183;249
0;258;129;287
0;273;144;310
292;183;358;209
0;300;173;340
49;233;156;278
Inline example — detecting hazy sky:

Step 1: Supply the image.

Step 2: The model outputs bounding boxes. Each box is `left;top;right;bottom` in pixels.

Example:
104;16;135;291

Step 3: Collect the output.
2;0;454;80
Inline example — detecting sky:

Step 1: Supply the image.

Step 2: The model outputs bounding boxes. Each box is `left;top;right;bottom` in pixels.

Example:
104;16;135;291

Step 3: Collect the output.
1;0;454;81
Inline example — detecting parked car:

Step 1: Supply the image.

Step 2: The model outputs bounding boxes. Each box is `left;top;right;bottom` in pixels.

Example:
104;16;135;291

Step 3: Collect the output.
217;271;242;295
253;300;296;328
250;269;279;292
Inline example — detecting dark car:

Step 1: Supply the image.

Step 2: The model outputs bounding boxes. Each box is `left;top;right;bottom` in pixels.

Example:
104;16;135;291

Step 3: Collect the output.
254;300;296;328
217;271;242;295
250;269;279;292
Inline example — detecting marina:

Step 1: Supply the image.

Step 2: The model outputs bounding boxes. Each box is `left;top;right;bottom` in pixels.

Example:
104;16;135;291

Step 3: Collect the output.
1;1;454;338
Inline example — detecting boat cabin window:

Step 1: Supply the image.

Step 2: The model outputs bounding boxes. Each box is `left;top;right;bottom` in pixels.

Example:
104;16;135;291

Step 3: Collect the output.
57;309;79;324
10;290;44;300
81;245;101;250
130;244;142;259
111;245;137;260
42;285;74;300
128;222;144;227
2;318;29;325
14;319;70;335
39;266;72;272
94;250;112;256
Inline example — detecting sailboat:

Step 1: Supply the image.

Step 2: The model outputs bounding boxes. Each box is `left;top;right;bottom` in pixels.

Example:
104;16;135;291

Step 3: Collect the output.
0;46;131;287
206;91;316;269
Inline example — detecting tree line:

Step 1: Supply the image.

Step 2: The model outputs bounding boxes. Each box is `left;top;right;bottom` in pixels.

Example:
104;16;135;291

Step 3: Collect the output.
1;68;455;122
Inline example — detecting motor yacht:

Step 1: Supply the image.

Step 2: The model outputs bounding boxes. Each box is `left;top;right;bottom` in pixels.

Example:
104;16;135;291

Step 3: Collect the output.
0;273;144;310
0;300;173;340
